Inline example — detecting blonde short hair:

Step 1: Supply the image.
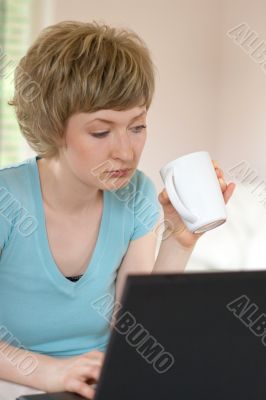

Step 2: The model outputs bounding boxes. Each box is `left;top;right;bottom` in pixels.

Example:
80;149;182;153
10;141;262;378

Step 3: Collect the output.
9;20;156;158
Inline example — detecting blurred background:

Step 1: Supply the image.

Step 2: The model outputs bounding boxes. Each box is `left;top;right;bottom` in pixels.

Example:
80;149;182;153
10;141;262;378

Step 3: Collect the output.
1;0;266;270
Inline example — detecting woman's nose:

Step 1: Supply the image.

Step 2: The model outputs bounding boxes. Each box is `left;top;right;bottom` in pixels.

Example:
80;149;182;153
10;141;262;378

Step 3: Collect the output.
110;132;134;161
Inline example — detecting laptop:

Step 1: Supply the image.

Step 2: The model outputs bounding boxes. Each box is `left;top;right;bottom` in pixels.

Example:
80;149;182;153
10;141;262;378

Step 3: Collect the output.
18;270;266;400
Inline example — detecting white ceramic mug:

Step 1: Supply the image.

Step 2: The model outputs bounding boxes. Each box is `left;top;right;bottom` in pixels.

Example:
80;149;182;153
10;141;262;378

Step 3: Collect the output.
160;151;227;233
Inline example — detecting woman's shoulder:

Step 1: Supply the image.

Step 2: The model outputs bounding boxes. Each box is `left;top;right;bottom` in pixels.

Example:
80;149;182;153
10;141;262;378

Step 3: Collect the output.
0;157;37;247
0;157;35;191
0;158;37;223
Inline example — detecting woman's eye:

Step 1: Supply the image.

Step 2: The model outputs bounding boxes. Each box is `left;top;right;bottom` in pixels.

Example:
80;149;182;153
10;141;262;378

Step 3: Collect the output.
131;125;147;133
90;125;146;138
91;131;109;138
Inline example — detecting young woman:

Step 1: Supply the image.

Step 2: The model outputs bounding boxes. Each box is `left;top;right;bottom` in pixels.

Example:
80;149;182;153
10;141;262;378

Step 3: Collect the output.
0;21;235;398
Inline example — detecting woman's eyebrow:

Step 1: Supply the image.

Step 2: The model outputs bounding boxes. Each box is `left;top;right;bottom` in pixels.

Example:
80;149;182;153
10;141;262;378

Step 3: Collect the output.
86;110;147;124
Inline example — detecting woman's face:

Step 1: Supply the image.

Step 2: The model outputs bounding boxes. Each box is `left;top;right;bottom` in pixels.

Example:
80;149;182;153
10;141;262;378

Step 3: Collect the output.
59;106;147;191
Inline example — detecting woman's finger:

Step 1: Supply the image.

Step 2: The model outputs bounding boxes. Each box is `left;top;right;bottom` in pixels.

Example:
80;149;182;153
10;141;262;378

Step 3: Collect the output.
216;168;224;178
84;350;105;361
223;182;236;204
65;365;101;399
73;354;103;368
212;160;224;178
80;359;103;367
65;377;96;399
212;159;219;169
218;177;227;192
158;189;170;205
77;364;101;380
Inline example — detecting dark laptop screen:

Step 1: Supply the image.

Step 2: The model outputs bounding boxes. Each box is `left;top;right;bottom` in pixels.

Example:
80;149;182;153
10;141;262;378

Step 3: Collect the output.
95;271;266;400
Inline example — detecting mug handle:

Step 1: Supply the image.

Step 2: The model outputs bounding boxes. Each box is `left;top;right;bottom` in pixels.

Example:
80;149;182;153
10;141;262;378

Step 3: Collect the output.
165;169;197;223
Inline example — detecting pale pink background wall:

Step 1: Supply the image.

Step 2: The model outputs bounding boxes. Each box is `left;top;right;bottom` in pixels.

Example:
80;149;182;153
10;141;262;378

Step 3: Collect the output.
217;0;266;181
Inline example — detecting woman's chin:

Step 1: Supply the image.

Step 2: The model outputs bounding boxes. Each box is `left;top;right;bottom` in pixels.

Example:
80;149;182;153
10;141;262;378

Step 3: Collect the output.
101;174;133;191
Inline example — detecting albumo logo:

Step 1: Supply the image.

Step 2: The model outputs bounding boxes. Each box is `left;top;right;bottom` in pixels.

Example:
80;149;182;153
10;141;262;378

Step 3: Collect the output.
91;293;175;374
227;295;266;346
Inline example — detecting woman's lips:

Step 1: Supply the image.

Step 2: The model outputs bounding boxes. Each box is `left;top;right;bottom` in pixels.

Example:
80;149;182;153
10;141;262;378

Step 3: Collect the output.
105;169;131;177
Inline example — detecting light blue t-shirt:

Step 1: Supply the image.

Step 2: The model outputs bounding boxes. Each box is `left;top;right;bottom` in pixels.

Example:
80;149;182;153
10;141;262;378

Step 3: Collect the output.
0;156;161;357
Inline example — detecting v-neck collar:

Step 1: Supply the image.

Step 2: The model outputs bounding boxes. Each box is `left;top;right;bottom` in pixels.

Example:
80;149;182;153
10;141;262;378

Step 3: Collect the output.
29;156;111;291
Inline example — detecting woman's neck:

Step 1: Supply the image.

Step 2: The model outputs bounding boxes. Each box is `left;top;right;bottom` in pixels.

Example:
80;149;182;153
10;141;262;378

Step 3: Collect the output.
36;156;102;216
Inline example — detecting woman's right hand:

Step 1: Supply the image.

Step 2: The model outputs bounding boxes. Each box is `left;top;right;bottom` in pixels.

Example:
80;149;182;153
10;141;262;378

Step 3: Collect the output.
44;350;105;399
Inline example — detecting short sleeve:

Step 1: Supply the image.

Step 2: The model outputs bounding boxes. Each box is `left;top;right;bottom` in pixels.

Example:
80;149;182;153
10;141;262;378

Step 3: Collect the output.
0;185;13;251
130;171;161;241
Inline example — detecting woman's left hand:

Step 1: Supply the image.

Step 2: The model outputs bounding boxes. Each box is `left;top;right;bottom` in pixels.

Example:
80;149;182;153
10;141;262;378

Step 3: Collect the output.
158;160;236;249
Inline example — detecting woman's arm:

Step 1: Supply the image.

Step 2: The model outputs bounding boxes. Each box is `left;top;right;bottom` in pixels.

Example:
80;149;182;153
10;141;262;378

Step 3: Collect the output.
114;225;192;305
152;232;194;273
0;340;104;398
0;340;56;390
114;230;158;304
